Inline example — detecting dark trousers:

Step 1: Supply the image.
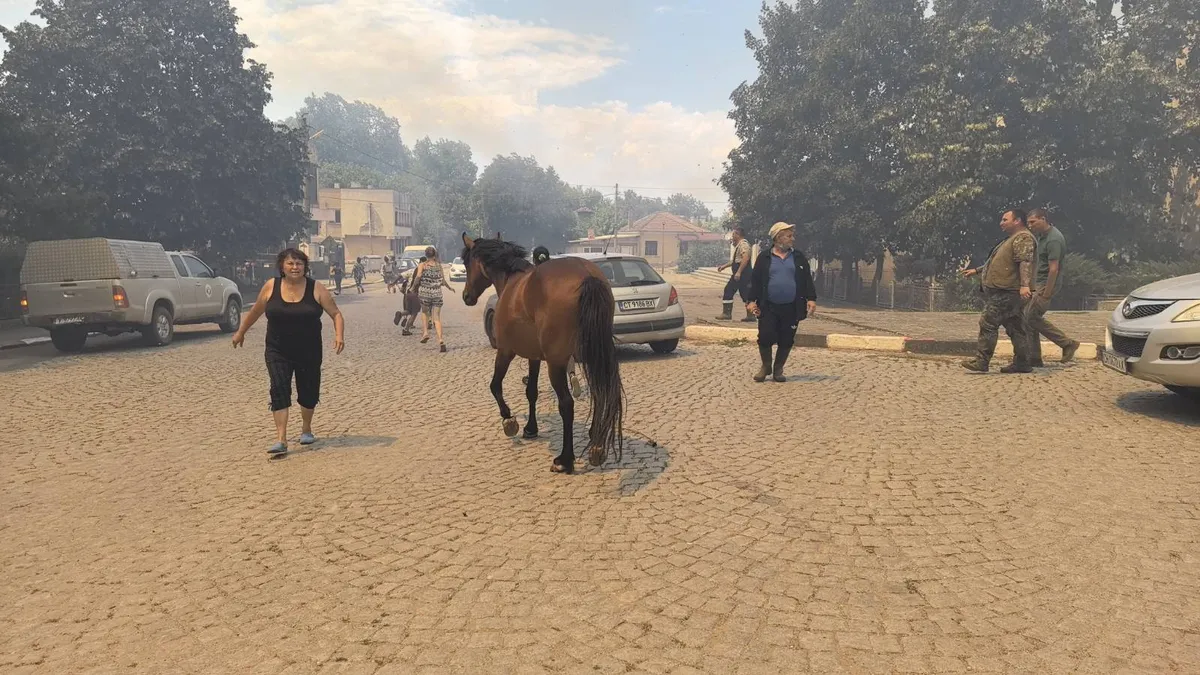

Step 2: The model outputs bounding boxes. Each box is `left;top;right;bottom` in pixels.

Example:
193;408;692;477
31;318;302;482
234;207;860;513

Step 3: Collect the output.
758;301;798;350
333;277;343;293
266;351;322;411
722;263;750;303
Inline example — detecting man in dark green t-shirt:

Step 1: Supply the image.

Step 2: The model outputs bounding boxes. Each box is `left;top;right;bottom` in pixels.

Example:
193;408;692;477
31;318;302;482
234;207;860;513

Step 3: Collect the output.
1025;208;1080;365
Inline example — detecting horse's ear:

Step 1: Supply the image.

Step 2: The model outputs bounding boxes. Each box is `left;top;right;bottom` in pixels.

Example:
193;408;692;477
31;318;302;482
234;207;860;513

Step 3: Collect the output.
462;232;474;249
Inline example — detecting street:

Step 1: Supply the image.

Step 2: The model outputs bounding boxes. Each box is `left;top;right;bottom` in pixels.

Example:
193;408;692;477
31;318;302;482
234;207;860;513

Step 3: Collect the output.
1;288;1198;673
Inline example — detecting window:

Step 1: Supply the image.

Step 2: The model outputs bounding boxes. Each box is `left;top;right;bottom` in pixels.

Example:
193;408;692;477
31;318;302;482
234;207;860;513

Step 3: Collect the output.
333;209;341;223
170;255;188;278
594;260;664;288
679;241;689;255
645;240;659;256
182;255;215;278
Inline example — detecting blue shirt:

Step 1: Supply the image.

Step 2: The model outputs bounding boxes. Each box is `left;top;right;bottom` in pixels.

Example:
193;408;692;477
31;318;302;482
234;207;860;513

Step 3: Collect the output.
767;250;797;304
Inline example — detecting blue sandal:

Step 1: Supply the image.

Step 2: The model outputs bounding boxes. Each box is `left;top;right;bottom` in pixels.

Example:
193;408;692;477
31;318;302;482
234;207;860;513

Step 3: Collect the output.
299;432;316;445
268;441;288;456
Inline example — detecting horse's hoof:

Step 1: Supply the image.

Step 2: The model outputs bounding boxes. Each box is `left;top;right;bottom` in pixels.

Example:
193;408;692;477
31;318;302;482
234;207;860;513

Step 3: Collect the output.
551;459;575;474
502;418;520;437
522;429;539;440
588;446;606;467
522;376;529;385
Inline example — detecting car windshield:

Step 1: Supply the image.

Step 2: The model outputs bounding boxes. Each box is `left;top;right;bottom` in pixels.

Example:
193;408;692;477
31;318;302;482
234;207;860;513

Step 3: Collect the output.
594;259;664;288
453;257;463;264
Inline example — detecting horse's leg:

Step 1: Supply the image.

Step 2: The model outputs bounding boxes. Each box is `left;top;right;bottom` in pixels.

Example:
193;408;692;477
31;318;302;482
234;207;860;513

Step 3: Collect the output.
491;350;520;437
523;360;541;439
548;364;575;474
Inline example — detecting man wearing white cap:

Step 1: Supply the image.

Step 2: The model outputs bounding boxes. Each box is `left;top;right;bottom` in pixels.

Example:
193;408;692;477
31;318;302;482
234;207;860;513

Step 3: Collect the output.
745;222;818;382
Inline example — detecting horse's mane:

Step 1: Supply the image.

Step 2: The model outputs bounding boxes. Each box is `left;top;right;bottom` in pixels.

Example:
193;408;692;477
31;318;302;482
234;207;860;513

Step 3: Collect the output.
464;238;532;275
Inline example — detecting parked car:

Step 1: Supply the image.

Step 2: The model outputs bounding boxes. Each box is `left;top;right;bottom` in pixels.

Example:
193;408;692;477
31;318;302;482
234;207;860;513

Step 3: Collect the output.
20;238;243;353
449;256;467;281
483;252;684;354
1103;271;1200;399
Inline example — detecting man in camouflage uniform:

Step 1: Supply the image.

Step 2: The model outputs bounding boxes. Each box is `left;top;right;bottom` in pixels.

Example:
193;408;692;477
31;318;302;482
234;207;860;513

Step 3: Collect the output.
959;209;1037;374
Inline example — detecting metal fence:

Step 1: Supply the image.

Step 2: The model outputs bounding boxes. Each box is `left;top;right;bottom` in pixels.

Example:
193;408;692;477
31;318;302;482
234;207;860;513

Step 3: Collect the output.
817;269;1120;312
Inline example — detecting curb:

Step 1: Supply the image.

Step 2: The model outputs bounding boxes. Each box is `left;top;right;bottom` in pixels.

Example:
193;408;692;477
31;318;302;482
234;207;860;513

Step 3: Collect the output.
683;325;1100;360
0;336;50;351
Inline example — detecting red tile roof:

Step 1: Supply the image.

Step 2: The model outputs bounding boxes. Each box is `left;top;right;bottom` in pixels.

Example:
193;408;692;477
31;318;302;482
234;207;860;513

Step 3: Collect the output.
620;212;710;234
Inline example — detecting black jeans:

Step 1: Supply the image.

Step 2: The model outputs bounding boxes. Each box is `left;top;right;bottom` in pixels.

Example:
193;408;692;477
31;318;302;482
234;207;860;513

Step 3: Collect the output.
758;301;798;350
722;263;750;303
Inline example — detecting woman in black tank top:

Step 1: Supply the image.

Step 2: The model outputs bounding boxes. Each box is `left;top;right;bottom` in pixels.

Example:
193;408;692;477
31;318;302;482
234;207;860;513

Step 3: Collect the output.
233;248;345;456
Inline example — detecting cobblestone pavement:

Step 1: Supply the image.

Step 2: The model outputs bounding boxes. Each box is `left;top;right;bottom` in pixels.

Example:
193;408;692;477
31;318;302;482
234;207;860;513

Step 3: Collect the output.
679;288;1109;345
2;286;1199;674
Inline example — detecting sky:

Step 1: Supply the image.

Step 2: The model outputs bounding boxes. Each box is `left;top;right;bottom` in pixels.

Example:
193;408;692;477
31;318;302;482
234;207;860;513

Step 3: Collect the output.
0;0;763;212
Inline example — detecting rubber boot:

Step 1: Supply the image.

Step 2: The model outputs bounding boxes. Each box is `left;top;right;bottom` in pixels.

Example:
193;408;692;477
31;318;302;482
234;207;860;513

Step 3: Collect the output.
754;344;772;382
772;345;791;382
716;302;733;321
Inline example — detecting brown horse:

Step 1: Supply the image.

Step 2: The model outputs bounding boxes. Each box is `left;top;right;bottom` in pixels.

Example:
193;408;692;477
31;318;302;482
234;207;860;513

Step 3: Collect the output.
459;233;624;474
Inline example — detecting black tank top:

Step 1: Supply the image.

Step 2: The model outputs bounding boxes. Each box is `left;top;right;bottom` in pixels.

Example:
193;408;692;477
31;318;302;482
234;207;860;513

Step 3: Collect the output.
265;276;323;361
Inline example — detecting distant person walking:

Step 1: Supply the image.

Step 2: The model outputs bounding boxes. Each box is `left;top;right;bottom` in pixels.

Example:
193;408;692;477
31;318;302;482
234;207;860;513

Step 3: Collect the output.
233;248;345;456
330;263;344;295
414;246;455;352
717;227;754;322
745;222;818;382
1025;208;1080;365
352;257;365;293
960;209;1036;373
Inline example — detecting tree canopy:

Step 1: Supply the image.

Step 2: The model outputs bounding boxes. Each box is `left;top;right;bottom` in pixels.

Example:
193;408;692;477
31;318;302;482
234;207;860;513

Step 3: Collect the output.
0;0;309;263
721;0;1200;269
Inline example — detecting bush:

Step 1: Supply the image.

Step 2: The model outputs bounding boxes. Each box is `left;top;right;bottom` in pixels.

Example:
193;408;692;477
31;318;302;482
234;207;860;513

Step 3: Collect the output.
676;242;729;273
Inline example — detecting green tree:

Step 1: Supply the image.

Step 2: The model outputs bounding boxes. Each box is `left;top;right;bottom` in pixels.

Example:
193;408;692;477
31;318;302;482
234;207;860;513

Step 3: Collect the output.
895;0;1185;265
665;192;714;222
721;0;926;284
474;154;575;250
413;137;479;241
293;93;411;174
0;0;309;263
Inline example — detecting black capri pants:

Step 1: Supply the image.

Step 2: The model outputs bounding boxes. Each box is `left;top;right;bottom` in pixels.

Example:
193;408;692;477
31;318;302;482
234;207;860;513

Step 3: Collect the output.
266;350;322;411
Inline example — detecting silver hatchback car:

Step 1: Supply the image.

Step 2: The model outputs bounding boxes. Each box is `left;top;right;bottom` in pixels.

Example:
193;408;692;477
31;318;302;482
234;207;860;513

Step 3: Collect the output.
484;252;685;354
1103;271;1200;399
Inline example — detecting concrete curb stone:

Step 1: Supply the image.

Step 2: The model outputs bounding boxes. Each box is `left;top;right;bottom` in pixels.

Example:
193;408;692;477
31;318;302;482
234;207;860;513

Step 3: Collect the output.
684;324;1101;360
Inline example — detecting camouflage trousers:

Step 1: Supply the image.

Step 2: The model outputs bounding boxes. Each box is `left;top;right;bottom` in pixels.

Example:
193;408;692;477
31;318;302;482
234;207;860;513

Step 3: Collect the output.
975;289;1030;367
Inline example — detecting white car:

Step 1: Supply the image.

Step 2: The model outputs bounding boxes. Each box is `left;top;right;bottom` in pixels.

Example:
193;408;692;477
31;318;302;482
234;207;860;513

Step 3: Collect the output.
483;253;685;354
1103;272;1200;399
449;257;467;282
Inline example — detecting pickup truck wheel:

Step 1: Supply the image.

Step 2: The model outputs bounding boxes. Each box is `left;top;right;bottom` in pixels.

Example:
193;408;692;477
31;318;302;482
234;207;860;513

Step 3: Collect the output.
50;327;88;353
218;298;242;333
142;304;175;346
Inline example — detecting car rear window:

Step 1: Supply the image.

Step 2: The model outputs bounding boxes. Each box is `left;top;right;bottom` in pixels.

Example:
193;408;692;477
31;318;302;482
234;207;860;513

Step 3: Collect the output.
595;259;665;287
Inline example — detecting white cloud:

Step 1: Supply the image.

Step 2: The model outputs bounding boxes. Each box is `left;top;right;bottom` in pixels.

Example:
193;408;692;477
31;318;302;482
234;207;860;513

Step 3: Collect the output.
234;0;735;208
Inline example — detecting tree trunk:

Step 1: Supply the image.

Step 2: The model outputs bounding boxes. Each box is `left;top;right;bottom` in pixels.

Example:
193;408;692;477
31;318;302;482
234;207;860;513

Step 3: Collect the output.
872;250;886;303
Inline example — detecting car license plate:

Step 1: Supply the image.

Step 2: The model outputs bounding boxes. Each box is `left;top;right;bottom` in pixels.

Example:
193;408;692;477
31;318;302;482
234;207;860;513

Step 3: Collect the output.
53;316;84;325
1101;349;1128;374
620;299;656;311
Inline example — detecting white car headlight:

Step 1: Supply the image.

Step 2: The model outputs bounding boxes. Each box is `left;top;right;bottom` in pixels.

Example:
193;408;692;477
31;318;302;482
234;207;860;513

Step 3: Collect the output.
1173;302;1200;323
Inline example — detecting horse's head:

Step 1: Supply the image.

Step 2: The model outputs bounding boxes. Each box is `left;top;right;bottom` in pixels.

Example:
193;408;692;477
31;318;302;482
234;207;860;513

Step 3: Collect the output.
460;232;491;306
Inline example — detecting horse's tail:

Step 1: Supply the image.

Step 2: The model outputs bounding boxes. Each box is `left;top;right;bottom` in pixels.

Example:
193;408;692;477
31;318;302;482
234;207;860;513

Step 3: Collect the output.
532;246;551;265
576;275;624;466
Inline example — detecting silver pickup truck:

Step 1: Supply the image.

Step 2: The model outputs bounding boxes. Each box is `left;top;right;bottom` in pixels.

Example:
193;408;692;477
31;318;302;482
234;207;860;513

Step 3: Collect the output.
20;238;243;352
